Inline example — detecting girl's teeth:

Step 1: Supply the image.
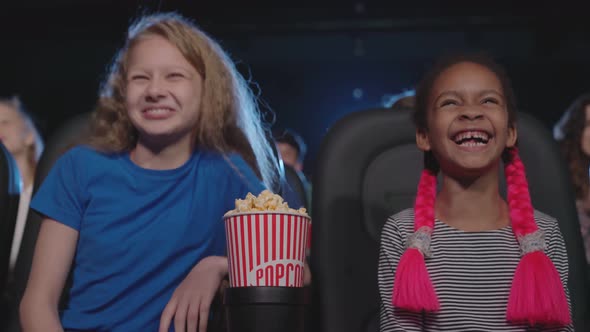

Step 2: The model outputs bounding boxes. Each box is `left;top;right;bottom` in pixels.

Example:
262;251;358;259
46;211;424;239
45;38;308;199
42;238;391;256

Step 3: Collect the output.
460;141;486;147
455;131;489;142
146;108;170;114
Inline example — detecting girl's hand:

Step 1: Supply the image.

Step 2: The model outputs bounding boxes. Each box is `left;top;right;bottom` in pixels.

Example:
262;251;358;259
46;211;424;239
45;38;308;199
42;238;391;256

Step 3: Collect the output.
303;258;312;286
159;256;228;332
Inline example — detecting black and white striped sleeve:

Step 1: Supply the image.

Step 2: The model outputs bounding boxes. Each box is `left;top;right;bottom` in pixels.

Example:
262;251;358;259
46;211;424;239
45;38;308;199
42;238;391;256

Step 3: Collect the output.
378;213;423;332
538;213;574;332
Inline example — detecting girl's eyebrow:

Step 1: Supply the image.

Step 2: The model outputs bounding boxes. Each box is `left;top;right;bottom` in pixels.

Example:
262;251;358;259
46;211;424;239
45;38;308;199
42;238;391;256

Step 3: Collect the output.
477;89;503;97
435;89;503;100
165;66;193;73
433;91;461;104
127;66;194;75
432;89;505;106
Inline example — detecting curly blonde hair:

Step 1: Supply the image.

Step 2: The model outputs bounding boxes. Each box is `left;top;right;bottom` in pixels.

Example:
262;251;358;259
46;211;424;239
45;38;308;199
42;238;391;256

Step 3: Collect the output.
554;93;590;200
89;12;279;189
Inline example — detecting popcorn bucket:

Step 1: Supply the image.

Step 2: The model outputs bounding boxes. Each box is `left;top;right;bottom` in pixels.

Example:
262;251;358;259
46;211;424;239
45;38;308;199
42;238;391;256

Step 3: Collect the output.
224;212;311;287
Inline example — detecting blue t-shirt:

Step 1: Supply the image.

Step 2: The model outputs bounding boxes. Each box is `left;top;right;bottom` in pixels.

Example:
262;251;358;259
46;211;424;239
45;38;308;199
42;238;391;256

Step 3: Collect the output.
30;146;265;331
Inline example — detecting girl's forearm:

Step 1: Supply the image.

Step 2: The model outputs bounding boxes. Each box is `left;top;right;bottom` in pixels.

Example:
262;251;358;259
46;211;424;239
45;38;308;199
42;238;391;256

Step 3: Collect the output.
20;296;64;332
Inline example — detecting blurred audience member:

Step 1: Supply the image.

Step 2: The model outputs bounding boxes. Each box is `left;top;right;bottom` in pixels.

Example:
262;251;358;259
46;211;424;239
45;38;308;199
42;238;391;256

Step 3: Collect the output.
554;93;590;264
273;128;311;206
0;96;44;271
274;128;307;173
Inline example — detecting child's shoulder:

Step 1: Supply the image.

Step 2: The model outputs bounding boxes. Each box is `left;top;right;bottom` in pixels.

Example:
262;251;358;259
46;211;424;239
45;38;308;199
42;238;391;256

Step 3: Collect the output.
198;150;247;174
61;144;94;157
58;145;117;164
389;208;415;223
197;150;264;195
533;209;560;232
198;150;260;183
381;208;415;239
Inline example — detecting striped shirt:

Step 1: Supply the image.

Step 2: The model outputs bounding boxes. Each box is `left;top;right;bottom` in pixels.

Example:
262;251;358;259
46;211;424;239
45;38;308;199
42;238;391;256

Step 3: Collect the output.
379;208;573;332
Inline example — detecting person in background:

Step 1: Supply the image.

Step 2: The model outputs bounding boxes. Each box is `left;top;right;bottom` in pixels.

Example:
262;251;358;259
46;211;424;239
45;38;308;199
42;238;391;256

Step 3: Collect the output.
274;128;307;173
553;93;590;266
0;96;44;273
273;128;311;209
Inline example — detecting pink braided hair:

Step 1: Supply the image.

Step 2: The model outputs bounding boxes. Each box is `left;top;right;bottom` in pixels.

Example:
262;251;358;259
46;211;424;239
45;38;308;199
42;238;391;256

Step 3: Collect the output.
392;147;570;326
504;148;570;325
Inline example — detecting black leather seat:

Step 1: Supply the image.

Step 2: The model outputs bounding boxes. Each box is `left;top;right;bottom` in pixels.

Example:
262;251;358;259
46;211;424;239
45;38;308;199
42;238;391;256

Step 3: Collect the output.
0;142;21;325
309;108;590;332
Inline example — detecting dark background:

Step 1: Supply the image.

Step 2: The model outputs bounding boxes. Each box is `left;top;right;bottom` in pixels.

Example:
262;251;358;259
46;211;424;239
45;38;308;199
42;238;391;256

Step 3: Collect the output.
1;0;590;176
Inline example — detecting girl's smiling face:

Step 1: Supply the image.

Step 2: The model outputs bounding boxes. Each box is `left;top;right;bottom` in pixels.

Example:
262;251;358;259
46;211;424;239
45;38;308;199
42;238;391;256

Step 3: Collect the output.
125;34;204;149
416;61;517;178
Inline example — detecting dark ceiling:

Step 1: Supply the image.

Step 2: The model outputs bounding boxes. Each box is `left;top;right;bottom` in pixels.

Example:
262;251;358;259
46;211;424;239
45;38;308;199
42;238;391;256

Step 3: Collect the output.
2;1;588;38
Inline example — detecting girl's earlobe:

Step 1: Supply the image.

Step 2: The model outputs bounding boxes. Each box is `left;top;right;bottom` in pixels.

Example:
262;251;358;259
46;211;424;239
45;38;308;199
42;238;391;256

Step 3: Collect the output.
506;125;518;148
416;130;431;151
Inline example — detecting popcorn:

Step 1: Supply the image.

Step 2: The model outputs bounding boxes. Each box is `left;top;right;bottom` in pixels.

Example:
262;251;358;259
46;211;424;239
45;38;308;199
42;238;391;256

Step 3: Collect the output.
224;190;311;287
225;190;308;217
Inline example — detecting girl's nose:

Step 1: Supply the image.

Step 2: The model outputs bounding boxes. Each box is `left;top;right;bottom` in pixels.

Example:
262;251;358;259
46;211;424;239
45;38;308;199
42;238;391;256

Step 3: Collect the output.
145;78;167;100
459;107;484;121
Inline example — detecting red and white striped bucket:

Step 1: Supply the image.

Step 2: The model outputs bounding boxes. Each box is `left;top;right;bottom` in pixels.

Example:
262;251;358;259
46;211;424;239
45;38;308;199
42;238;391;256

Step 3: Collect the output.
224;212;311;287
